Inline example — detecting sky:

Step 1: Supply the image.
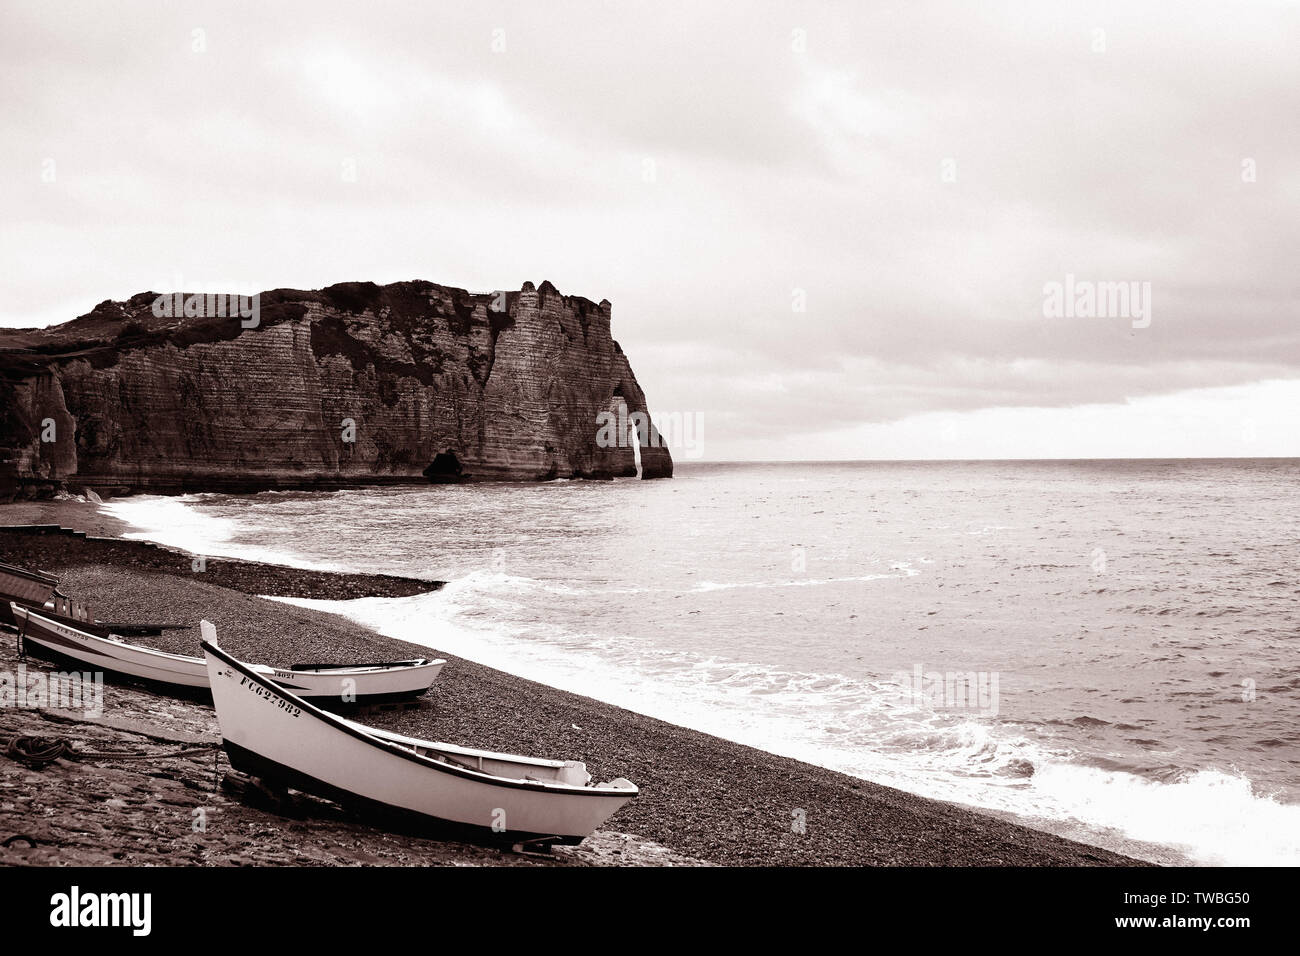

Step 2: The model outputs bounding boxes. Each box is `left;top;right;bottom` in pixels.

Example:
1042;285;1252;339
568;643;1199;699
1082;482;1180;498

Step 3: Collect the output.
1;1;1296;460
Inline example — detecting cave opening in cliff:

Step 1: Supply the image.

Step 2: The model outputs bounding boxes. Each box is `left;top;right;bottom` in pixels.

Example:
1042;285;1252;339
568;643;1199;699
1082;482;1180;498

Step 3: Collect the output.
423;450;463;483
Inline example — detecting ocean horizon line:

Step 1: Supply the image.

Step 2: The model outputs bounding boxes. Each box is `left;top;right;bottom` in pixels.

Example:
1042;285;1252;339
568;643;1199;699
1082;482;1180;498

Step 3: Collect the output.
675;455;1300;466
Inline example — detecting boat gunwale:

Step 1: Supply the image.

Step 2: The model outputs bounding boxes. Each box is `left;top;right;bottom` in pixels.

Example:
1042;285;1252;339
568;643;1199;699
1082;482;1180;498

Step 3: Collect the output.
14;604;208;666
15;604;446;682
202;639;638;798
284;659;446;677
0;562;60;587
352;722;573;769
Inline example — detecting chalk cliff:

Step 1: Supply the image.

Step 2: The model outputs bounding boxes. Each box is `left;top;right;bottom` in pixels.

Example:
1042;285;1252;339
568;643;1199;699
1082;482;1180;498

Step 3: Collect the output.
0;280;672;499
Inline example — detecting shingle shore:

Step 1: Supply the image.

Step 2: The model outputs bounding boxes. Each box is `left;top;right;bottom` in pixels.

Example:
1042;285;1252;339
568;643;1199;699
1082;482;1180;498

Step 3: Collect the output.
0;511;1145;866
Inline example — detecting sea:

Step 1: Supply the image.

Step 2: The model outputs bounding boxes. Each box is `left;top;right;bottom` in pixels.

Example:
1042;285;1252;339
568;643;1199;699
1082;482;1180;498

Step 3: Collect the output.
100;459;1300;865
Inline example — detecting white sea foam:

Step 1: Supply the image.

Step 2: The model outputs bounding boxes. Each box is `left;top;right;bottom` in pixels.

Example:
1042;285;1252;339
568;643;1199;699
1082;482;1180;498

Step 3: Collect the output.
101;495;233;552
268;577;1300;867
100;495;341;570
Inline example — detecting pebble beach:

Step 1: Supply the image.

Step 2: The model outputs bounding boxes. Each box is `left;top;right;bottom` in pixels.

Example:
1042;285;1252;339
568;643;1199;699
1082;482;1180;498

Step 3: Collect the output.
0;502;1142;867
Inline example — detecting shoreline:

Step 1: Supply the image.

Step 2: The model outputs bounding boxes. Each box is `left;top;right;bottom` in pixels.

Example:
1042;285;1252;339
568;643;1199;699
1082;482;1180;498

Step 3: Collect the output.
0;503;1147;866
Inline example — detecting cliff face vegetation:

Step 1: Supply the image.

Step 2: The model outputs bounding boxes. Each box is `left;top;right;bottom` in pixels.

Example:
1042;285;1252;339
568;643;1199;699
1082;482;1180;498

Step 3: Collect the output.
0;280;672;499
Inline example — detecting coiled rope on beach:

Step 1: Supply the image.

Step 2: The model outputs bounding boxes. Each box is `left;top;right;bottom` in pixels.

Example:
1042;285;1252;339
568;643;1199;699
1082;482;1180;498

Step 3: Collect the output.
4;735;72;768
3;734;218;769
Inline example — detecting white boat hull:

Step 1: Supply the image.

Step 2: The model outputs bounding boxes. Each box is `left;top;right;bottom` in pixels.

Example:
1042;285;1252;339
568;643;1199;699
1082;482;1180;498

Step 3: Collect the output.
10;605;444;702
202;640;638;842
257;659;446;702
15;604;211;688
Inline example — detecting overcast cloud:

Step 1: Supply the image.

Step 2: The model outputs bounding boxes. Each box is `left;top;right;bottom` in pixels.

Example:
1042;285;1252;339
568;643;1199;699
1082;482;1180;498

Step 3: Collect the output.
2;1;1296;458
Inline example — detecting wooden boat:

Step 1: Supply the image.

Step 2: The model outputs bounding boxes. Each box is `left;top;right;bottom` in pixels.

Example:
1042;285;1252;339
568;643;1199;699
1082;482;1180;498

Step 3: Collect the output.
0;561;59;605
9;605;445;703
201;635;638;844
0;562;60;627
0;561;185;636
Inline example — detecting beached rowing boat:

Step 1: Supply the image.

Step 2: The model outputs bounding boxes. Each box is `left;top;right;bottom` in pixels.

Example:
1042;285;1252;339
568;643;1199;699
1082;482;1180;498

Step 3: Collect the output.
0;561;59;606
201;634;638;844
0;561;184;636
9;605;445;702
0;562;60;627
